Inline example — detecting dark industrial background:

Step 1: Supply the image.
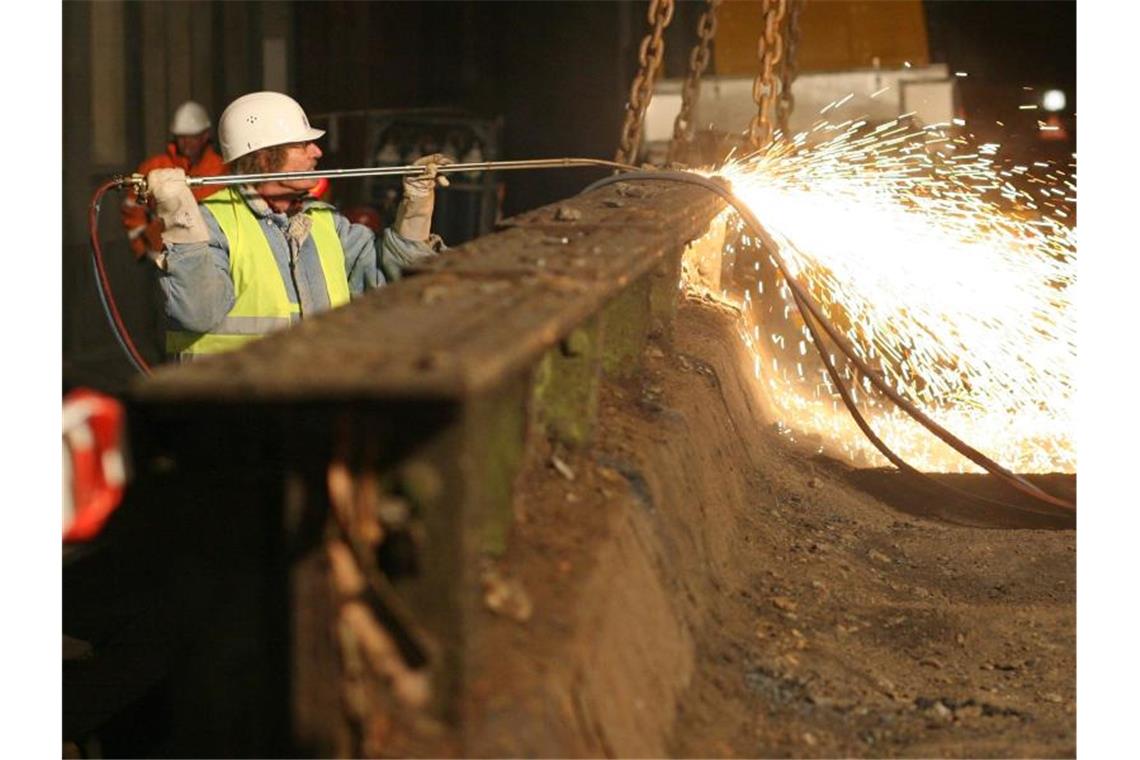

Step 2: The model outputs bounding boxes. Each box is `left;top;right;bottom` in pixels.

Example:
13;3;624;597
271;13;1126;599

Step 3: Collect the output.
62;0;1075;391
58;3;1077;756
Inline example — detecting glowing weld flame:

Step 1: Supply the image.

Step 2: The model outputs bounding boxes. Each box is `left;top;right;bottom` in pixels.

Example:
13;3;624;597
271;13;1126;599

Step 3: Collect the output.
685;113;1076;474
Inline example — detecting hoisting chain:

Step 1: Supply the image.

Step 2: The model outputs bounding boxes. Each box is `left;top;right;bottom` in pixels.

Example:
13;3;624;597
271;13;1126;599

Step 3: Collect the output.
668;0;722;164
775;0;804;138
747;0;788;151
616;0;676;165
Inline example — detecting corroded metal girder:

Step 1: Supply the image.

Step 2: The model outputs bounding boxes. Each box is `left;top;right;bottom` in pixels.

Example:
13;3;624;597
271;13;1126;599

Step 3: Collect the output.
124;180;725;756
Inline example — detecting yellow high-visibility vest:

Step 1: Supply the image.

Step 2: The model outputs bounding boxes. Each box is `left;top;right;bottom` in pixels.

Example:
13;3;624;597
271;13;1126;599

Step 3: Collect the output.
167;187;351;358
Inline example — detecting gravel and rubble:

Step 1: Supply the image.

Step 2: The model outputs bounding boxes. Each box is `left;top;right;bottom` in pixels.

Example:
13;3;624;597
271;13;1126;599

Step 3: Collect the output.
473;294;1074;758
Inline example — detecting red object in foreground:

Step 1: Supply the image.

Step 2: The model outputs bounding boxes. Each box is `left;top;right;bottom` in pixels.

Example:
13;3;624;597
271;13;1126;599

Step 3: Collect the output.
63;389;128;543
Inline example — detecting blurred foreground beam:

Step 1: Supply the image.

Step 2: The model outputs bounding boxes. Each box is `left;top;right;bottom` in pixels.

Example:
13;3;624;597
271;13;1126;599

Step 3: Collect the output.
126;178;725;756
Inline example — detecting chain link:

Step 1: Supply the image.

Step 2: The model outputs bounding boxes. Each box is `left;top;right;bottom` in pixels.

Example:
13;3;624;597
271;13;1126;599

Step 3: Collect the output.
747;0;788;151
616;0;676;165
668;0;722;164
776;0;804;138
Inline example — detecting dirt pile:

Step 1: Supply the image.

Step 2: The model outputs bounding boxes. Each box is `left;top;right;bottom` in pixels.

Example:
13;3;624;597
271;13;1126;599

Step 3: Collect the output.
463;294;1074;758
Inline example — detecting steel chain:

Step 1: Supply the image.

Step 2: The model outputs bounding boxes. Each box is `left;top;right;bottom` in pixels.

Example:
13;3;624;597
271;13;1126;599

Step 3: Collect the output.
776;0;804;138
669;0;722;164
748;0;788;150
616;0;676;165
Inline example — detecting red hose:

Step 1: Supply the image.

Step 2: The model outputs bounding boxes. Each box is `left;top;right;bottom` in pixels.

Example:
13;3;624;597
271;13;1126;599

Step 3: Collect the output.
88;178;153;375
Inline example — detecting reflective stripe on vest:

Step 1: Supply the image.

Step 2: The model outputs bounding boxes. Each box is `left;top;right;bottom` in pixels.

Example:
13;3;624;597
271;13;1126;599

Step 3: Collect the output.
167;187;351;357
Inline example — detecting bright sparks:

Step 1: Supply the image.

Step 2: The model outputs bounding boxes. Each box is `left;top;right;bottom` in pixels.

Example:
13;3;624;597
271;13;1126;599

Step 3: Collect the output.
685;116;1076;474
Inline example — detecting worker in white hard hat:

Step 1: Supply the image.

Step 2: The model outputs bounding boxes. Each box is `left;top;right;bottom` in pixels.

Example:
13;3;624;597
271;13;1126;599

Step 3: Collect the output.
120;100;227;263
146;91;448;361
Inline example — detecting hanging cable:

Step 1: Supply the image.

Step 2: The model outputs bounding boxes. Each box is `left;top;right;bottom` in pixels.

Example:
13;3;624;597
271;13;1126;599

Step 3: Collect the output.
774;0;804;138
616;0;676;165
669;0;722;165
580;170;1075;512
749;0;789;150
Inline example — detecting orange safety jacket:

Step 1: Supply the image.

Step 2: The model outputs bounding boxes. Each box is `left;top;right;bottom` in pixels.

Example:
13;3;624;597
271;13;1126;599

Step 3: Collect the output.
119;142;227;259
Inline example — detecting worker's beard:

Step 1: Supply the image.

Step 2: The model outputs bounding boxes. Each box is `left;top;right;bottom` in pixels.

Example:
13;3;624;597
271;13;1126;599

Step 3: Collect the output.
263;182;314;198
258;171;318;201
263;162;319;200
256;179;316;214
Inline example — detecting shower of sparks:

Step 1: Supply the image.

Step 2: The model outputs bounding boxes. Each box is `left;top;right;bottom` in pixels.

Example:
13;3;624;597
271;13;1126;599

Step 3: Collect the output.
684;111;1076;474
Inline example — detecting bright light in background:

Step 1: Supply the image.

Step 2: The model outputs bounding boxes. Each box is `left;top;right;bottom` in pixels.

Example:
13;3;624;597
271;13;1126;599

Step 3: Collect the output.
686;108;1076;474
1042;89;1067;112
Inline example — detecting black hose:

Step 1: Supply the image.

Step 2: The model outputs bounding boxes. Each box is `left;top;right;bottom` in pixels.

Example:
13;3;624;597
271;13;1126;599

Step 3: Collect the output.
582;170;1075;512
792;285;1066;518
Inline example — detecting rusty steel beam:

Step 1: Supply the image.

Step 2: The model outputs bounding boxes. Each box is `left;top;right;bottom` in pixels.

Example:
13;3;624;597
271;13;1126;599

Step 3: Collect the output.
123;180;726;756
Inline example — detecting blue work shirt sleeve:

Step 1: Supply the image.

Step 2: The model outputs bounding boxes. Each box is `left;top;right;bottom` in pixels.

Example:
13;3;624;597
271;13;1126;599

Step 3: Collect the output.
378;228;444;283
158;206;235;333
333;212;386;295
332;210;442;289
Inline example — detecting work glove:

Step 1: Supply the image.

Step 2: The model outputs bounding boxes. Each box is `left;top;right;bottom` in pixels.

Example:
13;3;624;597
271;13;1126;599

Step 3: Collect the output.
148;168;209;245
394;153;452;241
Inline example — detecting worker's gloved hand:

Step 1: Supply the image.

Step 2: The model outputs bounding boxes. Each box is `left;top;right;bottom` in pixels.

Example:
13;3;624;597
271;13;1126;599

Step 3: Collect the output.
404;153;453;197
148;168;209;245
395;154;453;241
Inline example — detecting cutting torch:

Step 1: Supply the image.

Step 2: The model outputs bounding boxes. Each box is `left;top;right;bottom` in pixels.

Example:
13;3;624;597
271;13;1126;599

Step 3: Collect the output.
116;157;640;200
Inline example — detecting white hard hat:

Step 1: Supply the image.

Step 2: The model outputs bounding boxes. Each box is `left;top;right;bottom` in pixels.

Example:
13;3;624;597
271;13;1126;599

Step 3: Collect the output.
169;101;211;136
217;91;325;163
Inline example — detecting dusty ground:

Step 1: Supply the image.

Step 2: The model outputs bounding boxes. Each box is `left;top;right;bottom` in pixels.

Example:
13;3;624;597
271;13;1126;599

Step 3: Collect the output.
471;294;1075;758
